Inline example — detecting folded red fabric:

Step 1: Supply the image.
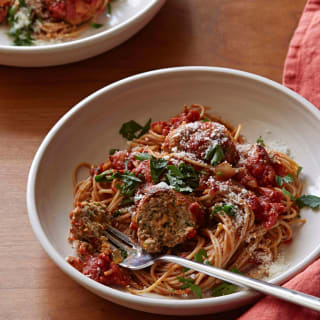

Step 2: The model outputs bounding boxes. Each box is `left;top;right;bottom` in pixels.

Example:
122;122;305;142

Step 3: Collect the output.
283;0;320;109
238;259;320;319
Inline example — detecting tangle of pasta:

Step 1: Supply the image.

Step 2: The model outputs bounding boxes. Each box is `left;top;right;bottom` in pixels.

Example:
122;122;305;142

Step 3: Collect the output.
67;105;305;298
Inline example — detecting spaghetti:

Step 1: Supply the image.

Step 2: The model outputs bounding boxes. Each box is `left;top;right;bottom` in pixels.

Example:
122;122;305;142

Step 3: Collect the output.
67;105;307;298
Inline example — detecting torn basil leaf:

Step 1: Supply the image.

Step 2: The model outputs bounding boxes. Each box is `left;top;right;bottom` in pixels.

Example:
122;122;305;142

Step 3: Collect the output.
119;118;151;141
150;156;168;184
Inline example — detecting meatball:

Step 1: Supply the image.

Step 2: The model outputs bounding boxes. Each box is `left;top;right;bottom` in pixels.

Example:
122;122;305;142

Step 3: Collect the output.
0;0;10;23
46;0;106;25
163;121;238;165
69;201;109;242
136;189;199;253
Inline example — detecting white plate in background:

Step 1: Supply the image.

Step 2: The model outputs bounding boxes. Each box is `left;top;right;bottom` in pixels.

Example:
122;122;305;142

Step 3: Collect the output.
0;0;165;67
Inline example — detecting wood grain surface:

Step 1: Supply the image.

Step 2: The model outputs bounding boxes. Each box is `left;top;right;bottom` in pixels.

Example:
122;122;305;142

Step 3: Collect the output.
0;0;307;319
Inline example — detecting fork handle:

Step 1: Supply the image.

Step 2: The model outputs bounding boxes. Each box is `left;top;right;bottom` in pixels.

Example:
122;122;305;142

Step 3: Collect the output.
158;255;320;312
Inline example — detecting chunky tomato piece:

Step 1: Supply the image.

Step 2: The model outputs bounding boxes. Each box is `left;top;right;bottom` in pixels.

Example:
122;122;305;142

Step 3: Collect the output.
235;168;258;189
189;202;205;225
81;253;129;286
186;110;201;122
109;151;133;171
272;161;289;177
245;145;276;187
186;229;197;239
46;0;106;25
246;193;261;212
129;220;138;230
132;160;152;183
151;121;171;136
262;202;286;229
248;187;286;230
258;187;283;203
47;0;66;20
0;0;10;23
170;109;201;129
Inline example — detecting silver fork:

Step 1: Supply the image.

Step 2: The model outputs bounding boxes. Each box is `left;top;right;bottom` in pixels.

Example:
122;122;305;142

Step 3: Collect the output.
105;224;320;311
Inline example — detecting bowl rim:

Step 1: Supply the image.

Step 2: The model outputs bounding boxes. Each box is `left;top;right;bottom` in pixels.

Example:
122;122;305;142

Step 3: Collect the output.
0;0;164;52
26;66;320;310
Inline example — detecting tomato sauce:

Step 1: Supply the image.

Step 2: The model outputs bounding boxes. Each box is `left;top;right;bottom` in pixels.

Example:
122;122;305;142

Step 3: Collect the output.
189;202;205;225
109;151;134;171
247;188;286;230
132;160;152;183
70;253;129;286
151;109;201;136
245;145;276;187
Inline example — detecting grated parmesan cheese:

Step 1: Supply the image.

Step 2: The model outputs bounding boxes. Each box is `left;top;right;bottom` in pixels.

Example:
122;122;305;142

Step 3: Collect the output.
268;140;292;157
13;7;31;30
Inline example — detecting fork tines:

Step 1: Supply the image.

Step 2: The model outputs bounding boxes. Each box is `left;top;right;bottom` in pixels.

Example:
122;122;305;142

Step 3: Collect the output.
105;224;135;251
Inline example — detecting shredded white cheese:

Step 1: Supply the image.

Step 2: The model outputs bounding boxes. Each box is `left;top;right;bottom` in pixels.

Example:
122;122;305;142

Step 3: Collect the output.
13;7;31;30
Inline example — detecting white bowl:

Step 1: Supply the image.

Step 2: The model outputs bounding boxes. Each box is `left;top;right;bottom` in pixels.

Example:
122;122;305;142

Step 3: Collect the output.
27;67;320;315
0;0;165;67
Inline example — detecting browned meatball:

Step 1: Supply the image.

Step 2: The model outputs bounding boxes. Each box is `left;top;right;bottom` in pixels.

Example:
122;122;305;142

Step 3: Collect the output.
163;121;238;165
136;189;198;253
69;201;109;242
46;0;106;25
0;0;10;23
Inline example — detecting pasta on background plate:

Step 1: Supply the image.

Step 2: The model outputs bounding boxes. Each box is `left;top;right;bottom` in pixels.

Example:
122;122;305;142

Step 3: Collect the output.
0;0;114;45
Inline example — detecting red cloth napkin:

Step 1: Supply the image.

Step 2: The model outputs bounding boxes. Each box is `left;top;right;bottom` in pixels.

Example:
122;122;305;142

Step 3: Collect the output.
239;1;320;318
283;0;320;109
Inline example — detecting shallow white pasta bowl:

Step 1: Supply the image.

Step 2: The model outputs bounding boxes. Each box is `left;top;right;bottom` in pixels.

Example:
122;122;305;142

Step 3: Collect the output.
27;67;320;315
0;0;165;67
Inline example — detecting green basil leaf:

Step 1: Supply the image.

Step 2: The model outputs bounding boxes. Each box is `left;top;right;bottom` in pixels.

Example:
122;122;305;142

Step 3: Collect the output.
229;267;243;275
109;148;119;155
165;162;199;193
212;282;238;297
275;174;294;186
120;197;134;205
90;23;103;28
211;203;236;218
297;166;303;177
177;277;202;298
99;170;142;197
119;118;151;141
112;211;122;217
282;188;296;201
211;145;224;166
205;144;216;161
189;283;202;298
256;136;265;147
150;156;168;184
211;268;243;297
139;118;152;137
134;153;151;161
119;120;142;140
296;195;320;209
95;170;114;182
205;144;225;166
119;248;128;259
194;248;208;263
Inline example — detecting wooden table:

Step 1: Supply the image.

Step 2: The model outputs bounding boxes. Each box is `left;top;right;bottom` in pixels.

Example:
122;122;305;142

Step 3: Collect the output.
0;0;307;319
